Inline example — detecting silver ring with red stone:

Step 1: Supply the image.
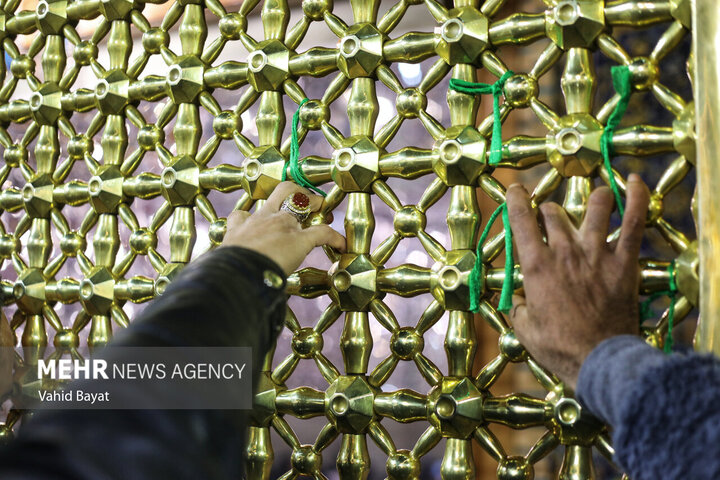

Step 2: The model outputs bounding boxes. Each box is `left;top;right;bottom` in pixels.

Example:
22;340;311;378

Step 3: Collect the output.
280;192;312;223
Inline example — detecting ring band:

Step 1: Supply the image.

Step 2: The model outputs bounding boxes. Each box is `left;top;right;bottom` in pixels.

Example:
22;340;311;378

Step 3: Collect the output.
280;192;312;223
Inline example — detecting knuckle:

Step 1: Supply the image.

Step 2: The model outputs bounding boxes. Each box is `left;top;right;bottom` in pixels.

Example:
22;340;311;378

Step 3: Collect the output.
508;205;532;221
539;202;560;217
623;214;645;233
520;253;545;276
588;188;612;206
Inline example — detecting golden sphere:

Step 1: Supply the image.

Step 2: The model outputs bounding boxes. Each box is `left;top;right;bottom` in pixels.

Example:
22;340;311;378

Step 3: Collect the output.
499;331;527;362
137;125;164;150
386;450;420;479
209;220;227;245
219;13;246;39
291;445;321;474
292;327;324;358
396;88;427;118
60;232;86;257
302;0;333;21
646;193;664;224
299;100;328;130
130;228;157;255
4;144;27;167
213;111;241;139
503;74;537;108
390;327;423;360
67;135;93;160
0;235;19;259
54;329;79;349
497;457;533;480
628;57;658;91
72;41;97;66
10;55;34;78
142;28;169;54
393;206;426;237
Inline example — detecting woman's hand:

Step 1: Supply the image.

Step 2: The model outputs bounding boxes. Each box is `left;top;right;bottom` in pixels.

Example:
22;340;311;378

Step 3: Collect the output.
221;182;346;275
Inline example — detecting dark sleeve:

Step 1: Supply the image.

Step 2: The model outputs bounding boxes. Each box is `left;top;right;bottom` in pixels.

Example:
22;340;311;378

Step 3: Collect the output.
576;335;720;479
0;246;287;480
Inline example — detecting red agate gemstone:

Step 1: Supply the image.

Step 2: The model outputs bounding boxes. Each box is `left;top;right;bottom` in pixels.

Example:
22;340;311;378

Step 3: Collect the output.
292;192;310;209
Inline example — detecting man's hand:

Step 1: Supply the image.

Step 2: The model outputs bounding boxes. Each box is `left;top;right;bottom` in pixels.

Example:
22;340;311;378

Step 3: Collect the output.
221;182;346;275
507;174;650;389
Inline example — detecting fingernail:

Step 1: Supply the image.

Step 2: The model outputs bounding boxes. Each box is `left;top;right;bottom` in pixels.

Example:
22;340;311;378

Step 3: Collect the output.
628;173;641;183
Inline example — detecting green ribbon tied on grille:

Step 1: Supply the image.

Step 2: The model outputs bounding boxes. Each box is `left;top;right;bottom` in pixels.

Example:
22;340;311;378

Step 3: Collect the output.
468;202;514;314
449;72;515;314
640;262;678;354
600;65;632;217
604;67;678;354
448;70;514;166
283;98;327;197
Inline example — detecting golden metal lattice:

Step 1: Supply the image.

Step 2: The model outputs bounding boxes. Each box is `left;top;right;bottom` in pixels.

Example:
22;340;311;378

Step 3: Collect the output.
0;0;700;478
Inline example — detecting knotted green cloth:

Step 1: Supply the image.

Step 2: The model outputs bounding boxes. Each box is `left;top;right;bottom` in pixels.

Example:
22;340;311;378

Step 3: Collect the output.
283;98;327;197
449;73;515;314
600;65;632;217
448;70;514;166
468;203;514;313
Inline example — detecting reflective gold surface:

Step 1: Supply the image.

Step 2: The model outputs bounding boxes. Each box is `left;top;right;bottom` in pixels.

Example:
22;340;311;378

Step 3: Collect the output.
693;0;720;354
0;0;698;478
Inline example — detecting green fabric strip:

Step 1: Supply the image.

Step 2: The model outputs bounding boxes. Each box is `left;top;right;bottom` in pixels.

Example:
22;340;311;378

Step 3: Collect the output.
448;70;514;166
469;202;514;314
600;65;632;217
498;203;514;313
283;98;326;197
450;72;516;315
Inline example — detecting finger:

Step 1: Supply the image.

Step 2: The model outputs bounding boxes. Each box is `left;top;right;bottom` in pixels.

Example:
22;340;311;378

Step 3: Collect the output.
538;202;574;249
226;210;251;231
505;184;546;268
579;186;614;247
261;182;322;214
616;173;650;262
273;211;304;230
508;297;530;340
302;224;346;252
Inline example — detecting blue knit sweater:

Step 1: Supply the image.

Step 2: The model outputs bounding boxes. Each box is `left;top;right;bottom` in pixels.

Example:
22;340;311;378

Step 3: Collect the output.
577;335;720;479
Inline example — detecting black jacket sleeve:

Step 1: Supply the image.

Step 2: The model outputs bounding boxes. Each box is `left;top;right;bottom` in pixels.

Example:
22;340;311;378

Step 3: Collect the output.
0;246;287;480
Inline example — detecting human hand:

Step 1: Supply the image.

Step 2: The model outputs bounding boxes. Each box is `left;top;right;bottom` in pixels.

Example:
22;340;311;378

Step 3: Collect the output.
0;311;13;396
221;182;346;276
506;174;650;389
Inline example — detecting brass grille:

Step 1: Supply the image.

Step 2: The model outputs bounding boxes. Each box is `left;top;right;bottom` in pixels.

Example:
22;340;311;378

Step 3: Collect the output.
0;0;698;478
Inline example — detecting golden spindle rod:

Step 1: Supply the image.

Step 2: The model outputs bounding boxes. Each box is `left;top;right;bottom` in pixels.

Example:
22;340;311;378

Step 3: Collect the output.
440;438;476;480
447;185;480;250
562;48;595;115
246;426;274;480
337;434;371;480
558;444;595;480
340;311;372;374
168;207;196;263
